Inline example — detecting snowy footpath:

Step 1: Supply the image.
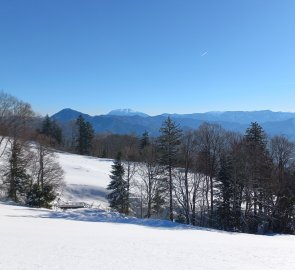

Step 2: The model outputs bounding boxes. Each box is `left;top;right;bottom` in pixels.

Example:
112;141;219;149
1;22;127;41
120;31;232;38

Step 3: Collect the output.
1;201;295;270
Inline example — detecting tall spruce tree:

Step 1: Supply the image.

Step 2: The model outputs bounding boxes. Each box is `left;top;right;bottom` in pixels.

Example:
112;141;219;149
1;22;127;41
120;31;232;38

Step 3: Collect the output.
244;122;271;232
107;152;128;214
215;155;235;231
140;131;150;150
75;115;94;155
40;115;63;145
245;122;267;149
41;115;52;136
4;140;31;202
158;117;182;221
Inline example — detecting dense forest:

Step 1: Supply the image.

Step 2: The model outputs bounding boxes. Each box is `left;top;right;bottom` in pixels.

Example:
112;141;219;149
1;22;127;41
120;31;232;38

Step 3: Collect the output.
1;91;294;235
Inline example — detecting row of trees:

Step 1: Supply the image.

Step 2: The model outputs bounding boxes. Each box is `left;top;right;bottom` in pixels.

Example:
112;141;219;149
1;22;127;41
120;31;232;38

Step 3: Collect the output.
34;112;295;234
0;92;64;208
107;118;295;234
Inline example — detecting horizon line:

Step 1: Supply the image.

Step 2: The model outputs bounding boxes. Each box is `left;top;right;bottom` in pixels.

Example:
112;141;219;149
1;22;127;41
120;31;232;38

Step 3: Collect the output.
50;108;295;117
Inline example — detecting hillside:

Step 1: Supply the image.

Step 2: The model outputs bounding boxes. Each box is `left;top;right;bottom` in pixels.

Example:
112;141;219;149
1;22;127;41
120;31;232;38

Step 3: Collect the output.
1;152;295;269
56;152;113;208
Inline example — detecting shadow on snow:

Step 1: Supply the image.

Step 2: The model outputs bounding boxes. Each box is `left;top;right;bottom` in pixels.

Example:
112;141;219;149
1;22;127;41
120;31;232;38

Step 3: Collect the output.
39;208;205;231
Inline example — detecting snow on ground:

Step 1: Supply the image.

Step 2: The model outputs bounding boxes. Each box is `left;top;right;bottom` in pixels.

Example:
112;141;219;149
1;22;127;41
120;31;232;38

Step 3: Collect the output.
56;152;113;208
0;140;113;208
1;151;295;270
0;202;295;270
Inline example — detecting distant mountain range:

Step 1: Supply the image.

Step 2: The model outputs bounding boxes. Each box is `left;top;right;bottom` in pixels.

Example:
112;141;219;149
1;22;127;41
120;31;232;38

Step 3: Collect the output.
51;108;295;140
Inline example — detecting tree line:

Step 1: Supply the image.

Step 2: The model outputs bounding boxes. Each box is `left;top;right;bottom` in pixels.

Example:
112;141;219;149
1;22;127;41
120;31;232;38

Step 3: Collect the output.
106;118;295;235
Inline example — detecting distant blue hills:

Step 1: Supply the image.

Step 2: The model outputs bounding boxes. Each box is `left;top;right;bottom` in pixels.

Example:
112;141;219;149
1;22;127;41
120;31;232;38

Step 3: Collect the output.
51;108;295;140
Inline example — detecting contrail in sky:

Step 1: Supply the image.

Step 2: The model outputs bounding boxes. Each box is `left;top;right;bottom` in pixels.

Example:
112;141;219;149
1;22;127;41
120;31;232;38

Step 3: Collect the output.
201;51;208;57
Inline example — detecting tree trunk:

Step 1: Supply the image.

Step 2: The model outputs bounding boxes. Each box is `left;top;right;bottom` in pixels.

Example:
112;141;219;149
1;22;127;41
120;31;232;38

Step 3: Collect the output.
169;165;173;221
210;174;214;227
183;168;190;224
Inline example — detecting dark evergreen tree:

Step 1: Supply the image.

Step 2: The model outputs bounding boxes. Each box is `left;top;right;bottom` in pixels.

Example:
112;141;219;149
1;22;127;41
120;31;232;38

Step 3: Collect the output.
51;121;63;145
244;122;272;233
107;152;128;213
215;155;235;231
76;115;94;155
41;115;52;136
140;131;150;150
40;115;63;145
158;117;182;221
4;141;31;202
245;122;268;149
26;183;56;208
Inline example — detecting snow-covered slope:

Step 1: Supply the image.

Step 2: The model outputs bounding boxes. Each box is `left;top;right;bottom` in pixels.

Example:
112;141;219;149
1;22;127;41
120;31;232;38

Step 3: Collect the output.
56;152;113;208
1;151;295;270
1;202;295;270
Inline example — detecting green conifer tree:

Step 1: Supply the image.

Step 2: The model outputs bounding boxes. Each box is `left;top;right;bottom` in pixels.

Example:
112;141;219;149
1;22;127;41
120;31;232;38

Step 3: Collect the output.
40;115;63;145
140;131;150;150
215;155;235;231
244;122;271;232
107;153;128;213
76;115;94;155
5;141;31;202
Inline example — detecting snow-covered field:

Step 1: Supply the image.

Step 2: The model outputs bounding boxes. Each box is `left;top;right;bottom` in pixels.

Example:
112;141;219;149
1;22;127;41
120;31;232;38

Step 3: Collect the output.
1;152;295;270
56;152;113;208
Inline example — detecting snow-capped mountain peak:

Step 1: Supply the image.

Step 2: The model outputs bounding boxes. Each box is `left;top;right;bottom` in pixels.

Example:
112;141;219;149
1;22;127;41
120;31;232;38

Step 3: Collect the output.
107;109;149;117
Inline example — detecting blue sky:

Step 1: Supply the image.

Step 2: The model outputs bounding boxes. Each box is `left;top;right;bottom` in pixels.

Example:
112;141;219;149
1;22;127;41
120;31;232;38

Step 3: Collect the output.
1;0;295;116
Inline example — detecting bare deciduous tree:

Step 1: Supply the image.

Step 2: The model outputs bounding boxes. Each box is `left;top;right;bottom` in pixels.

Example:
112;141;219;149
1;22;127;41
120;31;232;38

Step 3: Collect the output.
195;123;226;226
136;144;162;218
